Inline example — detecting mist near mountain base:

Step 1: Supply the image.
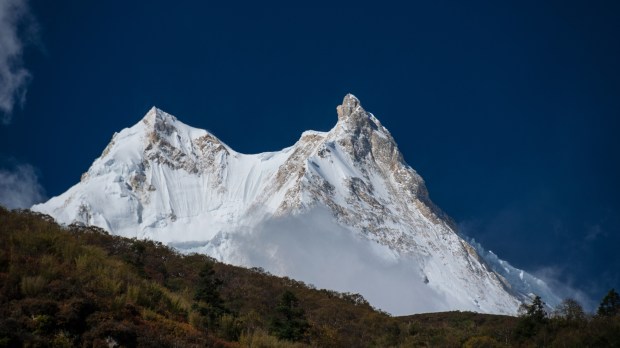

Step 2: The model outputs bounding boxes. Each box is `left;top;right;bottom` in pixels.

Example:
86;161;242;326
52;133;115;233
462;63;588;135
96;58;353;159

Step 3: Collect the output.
187;207;449;315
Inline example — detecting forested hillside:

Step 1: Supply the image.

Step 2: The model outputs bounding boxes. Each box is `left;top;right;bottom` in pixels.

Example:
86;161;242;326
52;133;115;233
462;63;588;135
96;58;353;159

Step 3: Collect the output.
0;208;618;347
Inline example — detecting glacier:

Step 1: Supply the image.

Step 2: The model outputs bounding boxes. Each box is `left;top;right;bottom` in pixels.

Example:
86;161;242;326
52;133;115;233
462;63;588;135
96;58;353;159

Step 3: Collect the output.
32;94;560;315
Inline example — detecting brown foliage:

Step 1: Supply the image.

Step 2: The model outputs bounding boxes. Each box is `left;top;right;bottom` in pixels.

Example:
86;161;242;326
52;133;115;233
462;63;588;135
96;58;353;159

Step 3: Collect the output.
1;207;618;347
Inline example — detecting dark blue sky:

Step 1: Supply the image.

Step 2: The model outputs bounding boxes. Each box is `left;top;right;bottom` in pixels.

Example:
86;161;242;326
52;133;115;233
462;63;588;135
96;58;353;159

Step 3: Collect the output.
1;1;618;310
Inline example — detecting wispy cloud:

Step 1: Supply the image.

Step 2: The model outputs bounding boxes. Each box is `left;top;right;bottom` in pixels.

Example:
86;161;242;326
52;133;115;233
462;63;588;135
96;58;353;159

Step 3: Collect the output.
532;266;597;312
0;163;46;209
460;215;599;312
182;208;451;315
584;223;606;242
0;0;36;124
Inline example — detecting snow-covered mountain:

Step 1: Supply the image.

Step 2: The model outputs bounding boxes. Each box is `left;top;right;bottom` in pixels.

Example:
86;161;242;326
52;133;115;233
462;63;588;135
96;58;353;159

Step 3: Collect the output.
32;94;560;315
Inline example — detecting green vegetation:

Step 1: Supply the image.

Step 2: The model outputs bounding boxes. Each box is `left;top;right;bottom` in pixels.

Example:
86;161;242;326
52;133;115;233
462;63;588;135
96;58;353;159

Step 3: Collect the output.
0;207;618;347
269;290;309;341
597;289;620;317
514;295;548;339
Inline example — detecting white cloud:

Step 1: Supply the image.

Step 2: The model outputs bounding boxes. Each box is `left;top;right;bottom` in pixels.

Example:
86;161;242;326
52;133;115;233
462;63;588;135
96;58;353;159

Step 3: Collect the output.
0;163;46;209
182;208;450;315
533;266;596;313
0;0;35;124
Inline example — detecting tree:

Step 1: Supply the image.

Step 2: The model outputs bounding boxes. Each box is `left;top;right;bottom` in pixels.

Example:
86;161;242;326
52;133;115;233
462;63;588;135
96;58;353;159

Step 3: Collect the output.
192;262;226;329
269;290;309;341
554;298;586;324
524;295;547;322
194;263;223;305
515;295;548;339
597;289;620;317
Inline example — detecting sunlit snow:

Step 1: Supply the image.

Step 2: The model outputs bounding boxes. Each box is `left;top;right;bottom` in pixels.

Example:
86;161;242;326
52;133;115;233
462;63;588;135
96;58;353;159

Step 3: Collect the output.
32;97;561;315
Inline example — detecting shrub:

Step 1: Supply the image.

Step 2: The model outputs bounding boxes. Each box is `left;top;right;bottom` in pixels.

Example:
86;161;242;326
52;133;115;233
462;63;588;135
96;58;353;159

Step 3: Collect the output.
20;276;47;297
239;329;306;348
463;335;502;348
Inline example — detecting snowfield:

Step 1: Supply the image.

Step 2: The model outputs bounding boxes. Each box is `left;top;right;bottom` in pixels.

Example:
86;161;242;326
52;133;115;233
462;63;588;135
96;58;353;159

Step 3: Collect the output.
33;94;560;315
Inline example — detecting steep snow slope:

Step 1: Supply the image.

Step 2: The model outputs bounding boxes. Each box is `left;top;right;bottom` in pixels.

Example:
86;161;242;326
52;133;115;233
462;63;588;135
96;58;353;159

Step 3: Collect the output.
33;95;560;315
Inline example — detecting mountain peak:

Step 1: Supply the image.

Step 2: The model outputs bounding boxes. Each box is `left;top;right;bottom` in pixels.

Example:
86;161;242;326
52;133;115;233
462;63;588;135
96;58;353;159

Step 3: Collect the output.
143;106;163;120
336;93;363;122
32;96;561;316
142;106;175;125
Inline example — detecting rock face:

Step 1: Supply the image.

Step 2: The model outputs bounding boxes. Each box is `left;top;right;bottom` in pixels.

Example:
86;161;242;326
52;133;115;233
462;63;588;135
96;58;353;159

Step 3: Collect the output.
32;94;560;315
